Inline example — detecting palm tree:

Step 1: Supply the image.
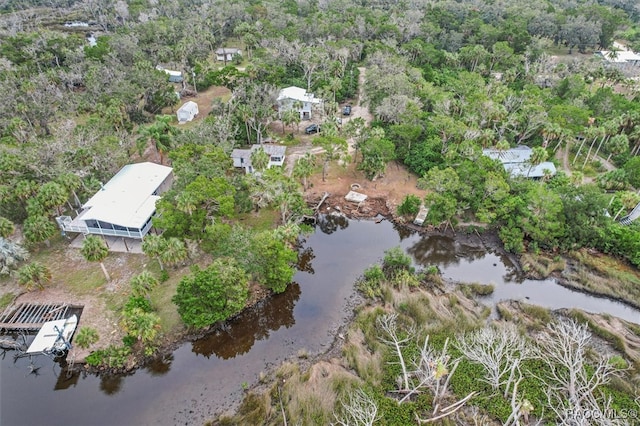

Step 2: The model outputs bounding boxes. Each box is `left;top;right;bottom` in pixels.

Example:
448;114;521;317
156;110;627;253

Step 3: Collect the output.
81;235;110;281
176;191;198;216
282;109;299;134
130;270;159;298
570;171;584;186
606;134;629;162
587;119;619;166
236;104;253;144
495;139;511;160
250;147;270;173
0;237;28;276
541;122;562;149
57;173;82;208
160;238;188;269
293;153;316;190
23;215;56;247
74;327;99;350
527;147;548;177
574;126;602;166
17;262;52;291
0;217;14;238
36;181;68;216
136;115;178;165
141;234;166;271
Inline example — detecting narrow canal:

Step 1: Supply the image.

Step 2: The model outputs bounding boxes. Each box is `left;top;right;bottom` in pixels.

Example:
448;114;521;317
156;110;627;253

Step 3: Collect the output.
1;216;638;425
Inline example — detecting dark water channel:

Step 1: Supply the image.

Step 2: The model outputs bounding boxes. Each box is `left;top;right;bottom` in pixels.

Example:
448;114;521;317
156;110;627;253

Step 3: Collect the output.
1;216;639;426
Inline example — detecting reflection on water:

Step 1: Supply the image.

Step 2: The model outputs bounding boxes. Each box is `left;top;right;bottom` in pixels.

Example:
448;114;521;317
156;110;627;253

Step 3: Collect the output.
297;246;315;274
317;213;349;234
99;374;124;396
393;222;416;241
406;235;486;269
54;363;80;391
191;283;300;359
146;354;173;376
2;217;639;426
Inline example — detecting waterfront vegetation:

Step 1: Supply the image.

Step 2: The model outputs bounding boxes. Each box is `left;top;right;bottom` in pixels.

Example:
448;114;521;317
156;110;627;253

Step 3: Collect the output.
0;0;640;422
222;248;640;425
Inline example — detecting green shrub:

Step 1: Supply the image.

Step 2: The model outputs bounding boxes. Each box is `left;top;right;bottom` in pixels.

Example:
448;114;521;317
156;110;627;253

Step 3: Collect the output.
85;345;131;368
397;194;421;217
382;246;414;278
74;327;99;349
357;264;385;299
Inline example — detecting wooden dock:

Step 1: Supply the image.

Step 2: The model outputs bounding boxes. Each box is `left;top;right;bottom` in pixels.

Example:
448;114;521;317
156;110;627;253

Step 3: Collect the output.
0;303;83;332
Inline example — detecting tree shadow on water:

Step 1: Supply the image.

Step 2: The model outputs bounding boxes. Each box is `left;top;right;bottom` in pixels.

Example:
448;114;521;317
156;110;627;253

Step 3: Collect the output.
191;283;301;359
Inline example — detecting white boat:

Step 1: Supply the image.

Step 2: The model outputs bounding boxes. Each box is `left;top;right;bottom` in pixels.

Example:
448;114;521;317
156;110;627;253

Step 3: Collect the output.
26;315;78;355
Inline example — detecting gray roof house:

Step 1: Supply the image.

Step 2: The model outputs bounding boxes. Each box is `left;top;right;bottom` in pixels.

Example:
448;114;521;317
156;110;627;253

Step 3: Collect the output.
232;145;287;174
216;48;242;62
482;145;556;179
56;162;173;239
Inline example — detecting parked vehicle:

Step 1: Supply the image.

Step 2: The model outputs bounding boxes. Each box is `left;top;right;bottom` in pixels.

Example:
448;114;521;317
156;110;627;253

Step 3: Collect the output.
343;105;352;116
305;124;320;134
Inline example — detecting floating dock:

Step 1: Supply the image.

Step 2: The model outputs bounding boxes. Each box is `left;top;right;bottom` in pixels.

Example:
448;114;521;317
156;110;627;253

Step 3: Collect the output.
26;314;78;354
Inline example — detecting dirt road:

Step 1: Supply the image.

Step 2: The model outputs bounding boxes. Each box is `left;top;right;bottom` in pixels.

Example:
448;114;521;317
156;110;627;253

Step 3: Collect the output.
284;67;373;175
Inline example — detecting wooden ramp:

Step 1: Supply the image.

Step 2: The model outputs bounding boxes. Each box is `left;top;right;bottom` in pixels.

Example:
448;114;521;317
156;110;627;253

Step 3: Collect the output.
0;303;82;332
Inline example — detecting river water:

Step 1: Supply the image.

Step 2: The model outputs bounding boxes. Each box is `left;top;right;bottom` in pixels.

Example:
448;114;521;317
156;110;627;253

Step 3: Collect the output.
1;216;638;425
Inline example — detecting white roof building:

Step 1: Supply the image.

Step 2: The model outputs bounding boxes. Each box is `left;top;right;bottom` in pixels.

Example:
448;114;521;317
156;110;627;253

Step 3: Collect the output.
177;100;199;123
277;86;322;120
56;162;173;239
277;86;321;104
482;146;557;179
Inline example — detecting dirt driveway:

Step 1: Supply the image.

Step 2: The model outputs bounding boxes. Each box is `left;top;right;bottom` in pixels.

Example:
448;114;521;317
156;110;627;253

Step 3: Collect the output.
284;67;373;175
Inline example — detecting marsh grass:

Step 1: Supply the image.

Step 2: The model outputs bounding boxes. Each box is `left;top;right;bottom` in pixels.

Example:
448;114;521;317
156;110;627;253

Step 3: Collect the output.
521;253;566;278
568;250;640;307
461;282;495;297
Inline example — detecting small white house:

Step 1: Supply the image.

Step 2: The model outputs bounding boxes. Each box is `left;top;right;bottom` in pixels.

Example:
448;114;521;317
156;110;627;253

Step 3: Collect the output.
177;101;199;123
156;65;184;83
231;145;287;174
277;86;322;120
216;48;242;62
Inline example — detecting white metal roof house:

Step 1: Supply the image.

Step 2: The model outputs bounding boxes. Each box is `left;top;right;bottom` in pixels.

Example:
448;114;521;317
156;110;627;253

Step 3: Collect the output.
156;65;184;83
482;145;557;179
56;163;173;239
276;86;322;120
231;145;287;174
177;101;199;123
215;48;242;62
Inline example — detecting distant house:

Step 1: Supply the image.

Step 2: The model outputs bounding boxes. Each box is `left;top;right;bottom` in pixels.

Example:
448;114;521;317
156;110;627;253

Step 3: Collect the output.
177;101;199;123
231;145;287;174
276;86;322;120
216;48;242;62
482;145;557;179
597;42;640;71
597;50;640;68
56;163;173;239
156;65;183;83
